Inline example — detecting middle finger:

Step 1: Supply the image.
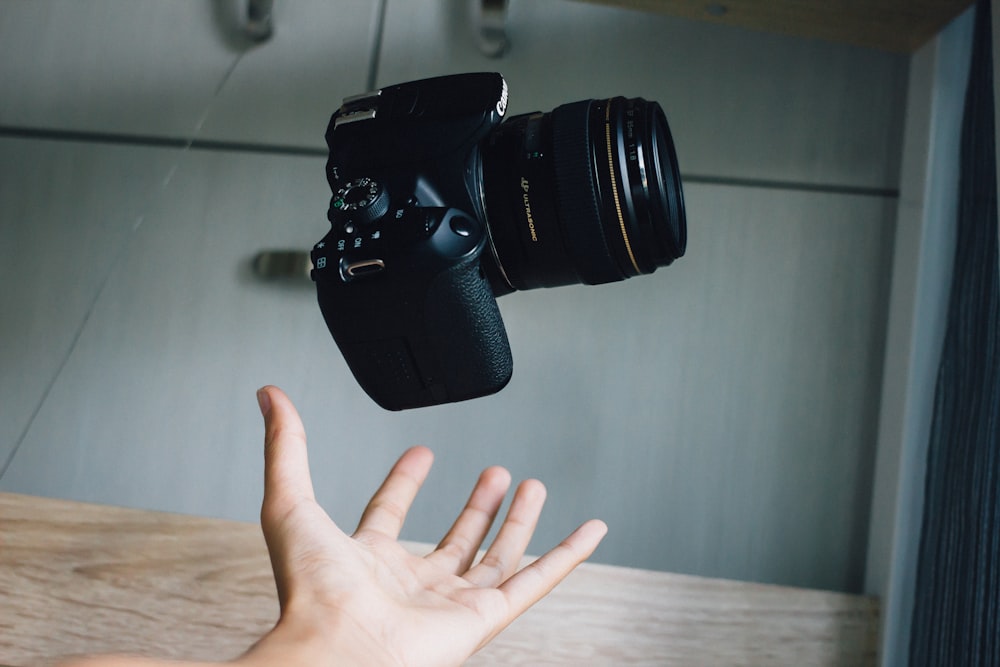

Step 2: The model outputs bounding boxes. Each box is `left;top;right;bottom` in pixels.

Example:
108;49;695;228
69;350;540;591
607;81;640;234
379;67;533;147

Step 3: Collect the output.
463;478;547;588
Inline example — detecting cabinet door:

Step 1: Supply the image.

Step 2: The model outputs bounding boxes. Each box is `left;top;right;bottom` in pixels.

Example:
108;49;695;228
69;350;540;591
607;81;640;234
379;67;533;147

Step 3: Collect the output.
0;0;379;147
1;142;894;592
0;0;377;468
0;0;901;594
378;0;907;190
0;138;179;465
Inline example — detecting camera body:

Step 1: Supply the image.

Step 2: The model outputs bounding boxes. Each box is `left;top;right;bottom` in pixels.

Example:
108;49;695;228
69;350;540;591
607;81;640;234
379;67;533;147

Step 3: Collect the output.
313;72;687;411
311;73;513;411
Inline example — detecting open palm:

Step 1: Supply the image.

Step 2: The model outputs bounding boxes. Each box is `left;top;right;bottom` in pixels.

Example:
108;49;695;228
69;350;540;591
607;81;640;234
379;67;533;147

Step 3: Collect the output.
252;386;607;667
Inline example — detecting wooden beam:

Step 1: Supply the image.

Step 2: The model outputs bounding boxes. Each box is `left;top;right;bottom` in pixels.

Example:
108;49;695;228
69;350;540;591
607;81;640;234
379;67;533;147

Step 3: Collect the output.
573;0;974;51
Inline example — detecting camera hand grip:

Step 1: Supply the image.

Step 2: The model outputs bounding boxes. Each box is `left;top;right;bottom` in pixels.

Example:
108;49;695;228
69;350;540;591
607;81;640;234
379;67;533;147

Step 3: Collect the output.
424;261;513;403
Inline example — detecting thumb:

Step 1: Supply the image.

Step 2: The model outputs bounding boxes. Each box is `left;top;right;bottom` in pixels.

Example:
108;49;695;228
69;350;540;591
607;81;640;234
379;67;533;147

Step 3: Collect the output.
257;385;316;527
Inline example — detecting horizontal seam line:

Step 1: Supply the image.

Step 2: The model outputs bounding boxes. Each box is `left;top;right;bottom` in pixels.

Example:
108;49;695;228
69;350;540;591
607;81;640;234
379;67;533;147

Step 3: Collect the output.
0;125;327;157
0;125;899;197
684;173;899;198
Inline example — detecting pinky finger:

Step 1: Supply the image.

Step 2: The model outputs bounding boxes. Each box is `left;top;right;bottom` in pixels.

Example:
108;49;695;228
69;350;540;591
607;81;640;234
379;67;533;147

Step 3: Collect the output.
494;519;608;628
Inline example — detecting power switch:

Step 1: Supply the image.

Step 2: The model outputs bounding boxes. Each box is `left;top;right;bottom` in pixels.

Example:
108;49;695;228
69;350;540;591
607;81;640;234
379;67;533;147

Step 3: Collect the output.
341;258;386;282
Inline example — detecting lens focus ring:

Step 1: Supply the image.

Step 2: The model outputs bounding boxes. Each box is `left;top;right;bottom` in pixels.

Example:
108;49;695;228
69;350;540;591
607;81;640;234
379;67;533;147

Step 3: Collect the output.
551;100;623;284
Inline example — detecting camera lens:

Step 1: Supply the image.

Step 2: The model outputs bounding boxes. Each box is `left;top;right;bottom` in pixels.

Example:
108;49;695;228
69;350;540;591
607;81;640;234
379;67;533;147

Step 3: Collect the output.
480;97;686;292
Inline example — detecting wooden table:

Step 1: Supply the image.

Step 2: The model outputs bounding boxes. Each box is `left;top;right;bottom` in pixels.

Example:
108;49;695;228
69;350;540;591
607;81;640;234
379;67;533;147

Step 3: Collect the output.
0;492;879;666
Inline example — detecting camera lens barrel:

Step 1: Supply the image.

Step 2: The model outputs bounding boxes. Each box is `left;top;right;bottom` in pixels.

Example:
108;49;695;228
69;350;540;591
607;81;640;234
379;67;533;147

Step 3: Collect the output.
481;96;686;292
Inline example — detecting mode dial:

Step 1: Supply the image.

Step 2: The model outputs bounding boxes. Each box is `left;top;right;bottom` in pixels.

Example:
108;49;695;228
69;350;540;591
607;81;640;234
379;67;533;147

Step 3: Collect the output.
330;177;390;225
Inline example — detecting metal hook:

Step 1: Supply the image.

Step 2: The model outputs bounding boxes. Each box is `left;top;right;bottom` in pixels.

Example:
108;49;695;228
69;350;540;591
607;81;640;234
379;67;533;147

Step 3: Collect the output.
245;0;274;42
473;0;510;58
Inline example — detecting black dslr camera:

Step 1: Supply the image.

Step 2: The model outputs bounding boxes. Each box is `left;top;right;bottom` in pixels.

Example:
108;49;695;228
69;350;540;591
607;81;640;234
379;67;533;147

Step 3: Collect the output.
311;73;686;410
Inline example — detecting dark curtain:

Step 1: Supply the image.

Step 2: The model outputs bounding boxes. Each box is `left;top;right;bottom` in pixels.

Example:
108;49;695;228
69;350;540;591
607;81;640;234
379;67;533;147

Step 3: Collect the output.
909;0;1000;664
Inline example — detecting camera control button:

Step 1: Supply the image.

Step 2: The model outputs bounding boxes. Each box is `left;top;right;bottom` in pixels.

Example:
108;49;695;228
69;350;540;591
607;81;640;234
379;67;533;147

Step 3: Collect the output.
341;258;385;282
332;177;390;225
449;216;475;238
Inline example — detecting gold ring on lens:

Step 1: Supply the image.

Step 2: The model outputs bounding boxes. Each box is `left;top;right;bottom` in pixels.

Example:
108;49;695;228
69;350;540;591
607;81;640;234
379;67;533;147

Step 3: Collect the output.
604;101;641;275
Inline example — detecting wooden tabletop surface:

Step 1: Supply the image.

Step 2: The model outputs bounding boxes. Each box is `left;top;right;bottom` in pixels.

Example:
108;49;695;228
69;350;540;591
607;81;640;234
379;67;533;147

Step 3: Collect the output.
0;492;879;666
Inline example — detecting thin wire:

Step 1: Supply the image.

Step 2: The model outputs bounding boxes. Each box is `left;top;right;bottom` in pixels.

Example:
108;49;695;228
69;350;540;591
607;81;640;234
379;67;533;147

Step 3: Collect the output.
0;51;247;483
366;0;388;92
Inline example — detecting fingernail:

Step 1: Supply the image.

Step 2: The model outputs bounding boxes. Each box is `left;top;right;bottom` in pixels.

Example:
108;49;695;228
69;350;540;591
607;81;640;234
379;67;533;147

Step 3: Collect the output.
256;387;271;417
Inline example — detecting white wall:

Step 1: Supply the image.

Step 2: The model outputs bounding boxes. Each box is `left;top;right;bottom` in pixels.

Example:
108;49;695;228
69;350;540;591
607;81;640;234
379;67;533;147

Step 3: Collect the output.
865;6;975;663
0;0;906;592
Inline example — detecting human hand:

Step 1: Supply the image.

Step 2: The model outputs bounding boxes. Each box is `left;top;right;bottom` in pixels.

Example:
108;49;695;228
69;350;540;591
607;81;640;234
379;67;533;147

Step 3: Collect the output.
241;385;608;667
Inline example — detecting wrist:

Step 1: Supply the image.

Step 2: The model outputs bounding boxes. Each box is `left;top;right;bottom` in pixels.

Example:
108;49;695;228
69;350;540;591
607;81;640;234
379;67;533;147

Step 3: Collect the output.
237;609;400;667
